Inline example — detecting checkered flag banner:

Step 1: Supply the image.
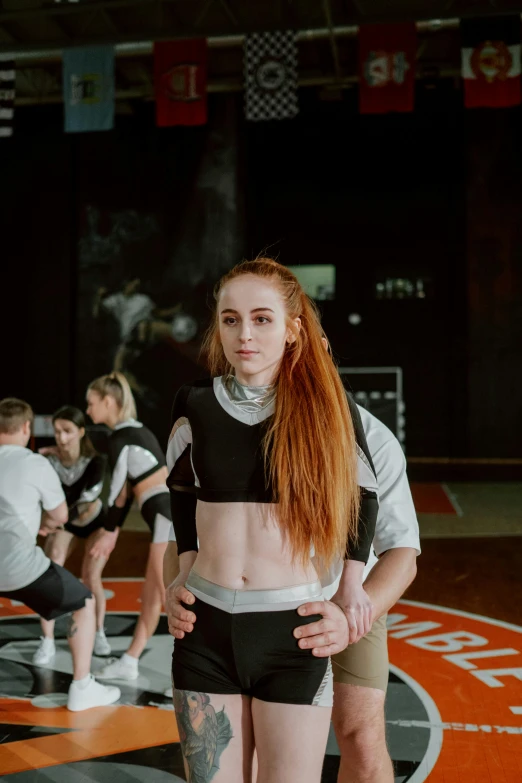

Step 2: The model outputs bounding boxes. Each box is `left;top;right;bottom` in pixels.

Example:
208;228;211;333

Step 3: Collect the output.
244;30;298;121
0;56;15;138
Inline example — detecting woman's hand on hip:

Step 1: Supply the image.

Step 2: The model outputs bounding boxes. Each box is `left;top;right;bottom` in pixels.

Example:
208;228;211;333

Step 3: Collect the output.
166;576;197;639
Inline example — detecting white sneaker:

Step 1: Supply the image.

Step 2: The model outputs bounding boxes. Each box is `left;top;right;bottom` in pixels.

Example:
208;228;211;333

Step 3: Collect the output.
164;686;173;698
33;637;56;666
94;629;112;656
67;674;120;712
96;655;139;681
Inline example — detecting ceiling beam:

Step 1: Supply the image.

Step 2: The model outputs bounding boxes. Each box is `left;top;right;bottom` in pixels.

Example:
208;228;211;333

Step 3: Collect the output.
0;0;161;23
100;9;123;36
2;17;462;60
217;0;240;27
323;0;342;81
0;0;513;26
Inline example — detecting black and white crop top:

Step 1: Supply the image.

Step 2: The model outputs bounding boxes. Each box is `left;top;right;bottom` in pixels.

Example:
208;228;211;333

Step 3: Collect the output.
166;377;379;562
47;454;104;524
104;419;167;531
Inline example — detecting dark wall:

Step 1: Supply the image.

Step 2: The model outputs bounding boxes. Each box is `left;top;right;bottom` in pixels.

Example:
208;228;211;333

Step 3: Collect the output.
466;111;522;458
246;86;468;457
1;88;521;457
2;115;74;413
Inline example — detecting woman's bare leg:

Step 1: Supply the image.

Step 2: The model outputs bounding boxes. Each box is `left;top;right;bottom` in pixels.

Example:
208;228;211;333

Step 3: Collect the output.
252;699;331;783
174;691;253;783
67;596;96;680
127;541;168;659
40;531;76;640
82;533;108;632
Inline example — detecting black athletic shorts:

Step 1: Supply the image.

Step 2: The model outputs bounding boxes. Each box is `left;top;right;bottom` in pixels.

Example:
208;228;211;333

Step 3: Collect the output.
64;509;106;540
140;488;172;543
0;562;92;621
172;571;333;707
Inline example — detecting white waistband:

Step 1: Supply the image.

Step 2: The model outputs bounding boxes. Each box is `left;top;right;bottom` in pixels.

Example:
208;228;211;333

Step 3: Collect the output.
186;570;324;614
138;484;169;509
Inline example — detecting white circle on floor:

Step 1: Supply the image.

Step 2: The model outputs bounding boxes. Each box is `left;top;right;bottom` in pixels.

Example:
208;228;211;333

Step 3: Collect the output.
31;693;68;709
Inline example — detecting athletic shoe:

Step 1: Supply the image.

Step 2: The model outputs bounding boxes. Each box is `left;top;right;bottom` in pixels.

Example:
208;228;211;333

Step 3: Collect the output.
164;686;173;698
32;637;56;666
94;629;112;656
96;655;139;681
67;674;120;712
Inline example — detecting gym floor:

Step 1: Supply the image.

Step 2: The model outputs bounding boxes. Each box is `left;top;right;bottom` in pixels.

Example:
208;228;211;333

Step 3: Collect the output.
1;482;521;782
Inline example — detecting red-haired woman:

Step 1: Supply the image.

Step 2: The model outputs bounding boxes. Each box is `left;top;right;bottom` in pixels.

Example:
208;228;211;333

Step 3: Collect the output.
166;258;378;782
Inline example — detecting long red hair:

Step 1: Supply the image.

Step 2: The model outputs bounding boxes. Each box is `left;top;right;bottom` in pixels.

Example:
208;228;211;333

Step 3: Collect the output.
202;258;360;566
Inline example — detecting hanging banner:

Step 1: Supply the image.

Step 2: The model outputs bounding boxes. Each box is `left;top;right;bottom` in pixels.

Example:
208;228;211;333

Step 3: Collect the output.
358;24;417;114
461;16;521;108
63;46;114;133
154;39;207;127
0;56;15;139
244;30;298;121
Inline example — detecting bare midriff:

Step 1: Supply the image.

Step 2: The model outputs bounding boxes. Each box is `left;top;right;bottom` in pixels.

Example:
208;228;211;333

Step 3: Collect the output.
133;466;169;503
192;501;318;591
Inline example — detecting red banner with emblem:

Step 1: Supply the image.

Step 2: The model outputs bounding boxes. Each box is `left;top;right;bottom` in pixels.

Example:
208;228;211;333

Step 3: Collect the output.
358;24;416;114
461;16;521;109
154;39;207;126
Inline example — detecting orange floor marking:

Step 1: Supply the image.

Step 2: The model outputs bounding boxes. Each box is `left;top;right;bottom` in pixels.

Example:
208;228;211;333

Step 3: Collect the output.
391;600;522;783
0;699;179;774
410;483;457;515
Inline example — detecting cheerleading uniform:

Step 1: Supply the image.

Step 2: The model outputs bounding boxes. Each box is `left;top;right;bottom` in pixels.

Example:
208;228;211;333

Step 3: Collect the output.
47;454;106;539
104;419;172;543
167;376;378;707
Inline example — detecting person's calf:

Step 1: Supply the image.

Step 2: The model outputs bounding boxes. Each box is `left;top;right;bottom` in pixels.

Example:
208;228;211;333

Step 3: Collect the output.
67;597;96;681
335;728;393;783
332;687;392;783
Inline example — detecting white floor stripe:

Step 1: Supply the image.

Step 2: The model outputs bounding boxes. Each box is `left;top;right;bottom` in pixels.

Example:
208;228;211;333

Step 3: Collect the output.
441;483;464;517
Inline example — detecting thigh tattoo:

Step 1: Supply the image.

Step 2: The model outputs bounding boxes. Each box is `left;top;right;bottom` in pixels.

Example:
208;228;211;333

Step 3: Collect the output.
174;690;233;783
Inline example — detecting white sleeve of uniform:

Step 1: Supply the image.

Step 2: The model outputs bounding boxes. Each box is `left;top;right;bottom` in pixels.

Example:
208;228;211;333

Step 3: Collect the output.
108;447;129;507
359;407;421;558
36;456;66;511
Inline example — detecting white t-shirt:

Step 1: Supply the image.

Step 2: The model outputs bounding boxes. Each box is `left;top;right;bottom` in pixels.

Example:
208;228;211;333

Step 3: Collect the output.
0;445;65;591
321;405;421;599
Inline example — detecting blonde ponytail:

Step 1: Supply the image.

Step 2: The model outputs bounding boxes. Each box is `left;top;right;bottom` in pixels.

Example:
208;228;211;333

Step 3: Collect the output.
88;371;137;422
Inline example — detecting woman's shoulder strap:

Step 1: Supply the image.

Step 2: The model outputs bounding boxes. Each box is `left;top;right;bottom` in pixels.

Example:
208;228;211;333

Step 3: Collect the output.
345;390;377;479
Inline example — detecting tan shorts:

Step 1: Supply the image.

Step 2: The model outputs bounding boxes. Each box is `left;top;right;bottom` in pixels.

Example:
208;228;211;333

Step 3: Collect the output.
331;614;389;692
